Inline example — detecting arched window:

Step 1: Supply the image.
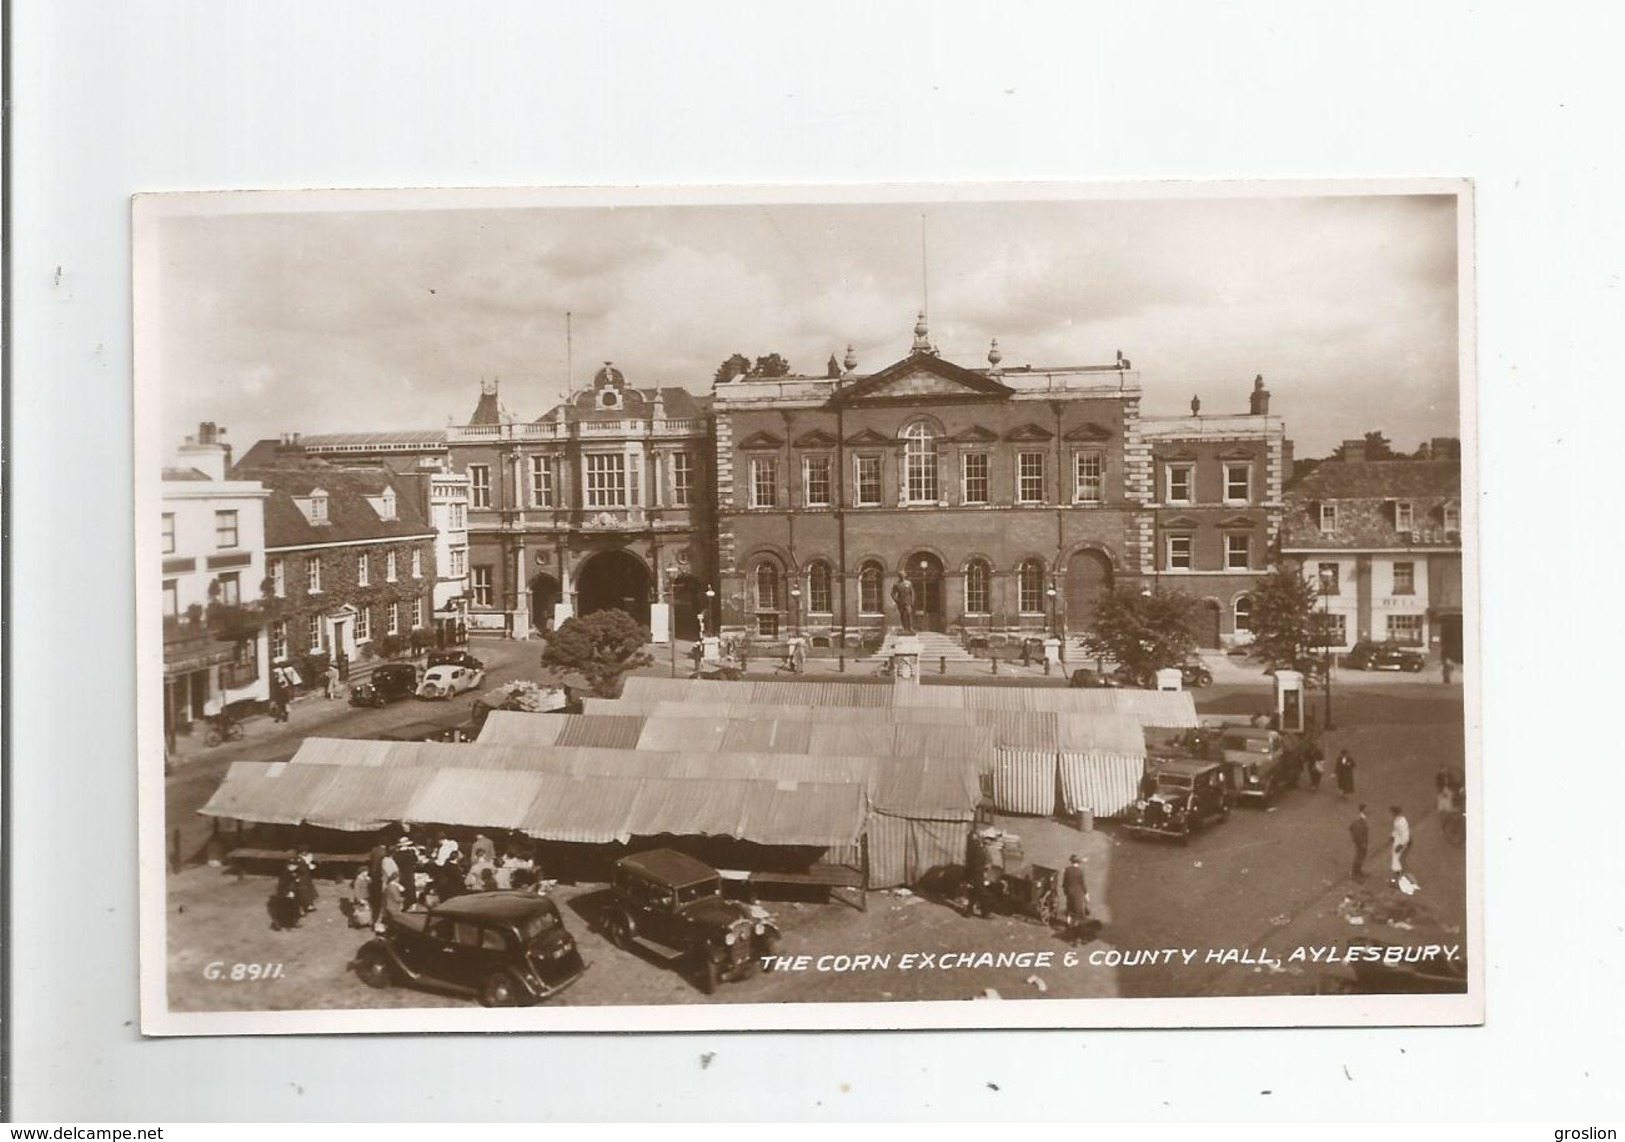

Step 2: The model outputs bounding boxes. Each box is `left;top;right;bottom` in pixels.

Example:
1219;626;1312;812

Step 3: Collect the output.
902;421;939;504
1018;558;1046;614
1233;594;1254;632
858;561;884;615
806;561;834;614
964;559;991;615
753;561;781;612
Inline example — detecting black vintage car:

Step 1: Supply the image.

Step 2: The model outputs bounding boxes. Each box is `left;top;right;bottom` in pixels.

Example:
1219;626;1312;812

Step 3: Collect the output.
1123;758;1234;843
1345;640;1426;672
354;891;587;1006
348;663;420;708
599;849;780;994
426;650;486;672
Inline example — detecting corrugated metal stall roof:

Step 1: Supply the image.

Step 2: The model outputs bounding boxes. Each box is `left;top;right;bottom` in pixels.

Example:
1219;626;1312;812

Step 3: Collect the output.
718;718;815;754
518;774;641;844
287;737;403;768
638;716;730;753
405;768;548;831
808;723;898;760
888;722;996;763
307;765;428;829
749;782;868;847
553;714;647;750
474;711;566;746
200;761;341;826
871;757;980;819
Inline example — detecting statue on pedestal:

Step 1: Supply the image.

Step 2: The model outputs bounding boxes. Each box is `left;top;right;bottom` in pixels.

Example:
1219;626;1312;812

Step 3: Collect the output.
891;576;917;635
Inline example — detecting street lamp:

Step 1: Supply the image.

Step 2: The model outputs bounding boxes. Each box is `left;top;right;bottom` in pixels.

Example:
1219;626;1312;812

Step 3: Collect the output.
703;584;715;639
1319;568;1336;730
790;581;802;636
666;565;680;678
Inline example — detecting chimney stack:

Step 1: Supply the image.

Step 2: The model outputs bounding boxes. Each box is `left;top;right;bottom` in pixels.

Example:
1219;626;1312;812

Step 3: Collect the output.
175;421;232;481
1340;438;1367;463
1249;374;1271;415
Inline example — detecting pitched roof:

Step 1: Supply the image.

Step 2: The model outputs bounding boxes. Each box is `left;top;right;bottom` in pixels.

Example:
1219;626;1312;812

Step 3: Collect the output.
161;467;212;482
539;386;711;424
1289;459;1460;501
830;350;1014;406
238;466;436;548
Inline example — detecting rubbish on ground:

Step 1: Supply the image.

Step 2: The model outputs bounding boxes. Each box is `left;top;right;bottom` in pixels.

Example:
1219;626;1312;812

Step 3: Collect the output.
1346;916;1366;926
1026;975;1048;993
1388;919;1414;931
1192;861;1203;868
892;887;914;897
1397;875;1420;896
973;988;1003;1001
1269;913;1291;926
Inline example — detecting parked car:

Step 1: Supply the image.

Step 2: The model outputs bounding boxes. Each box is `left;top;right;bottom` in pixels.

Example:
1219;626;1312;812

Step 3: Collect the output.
1219;728;1302;804
347;663;420;708
416;663;485;699
353;890;587;1006
1123;758;1234;843
426;649;486;672
599;849;781;994
1069;667;1124;689
1345;640;1426;672
1177;661;1213;688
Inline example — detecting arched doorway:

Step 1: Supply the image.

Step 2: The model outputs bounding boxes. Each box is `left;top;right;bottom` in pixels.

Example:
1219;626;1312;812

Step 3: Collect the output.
671;574;702;641
577;549;651;627
1198;599;1222;648
1065;549;1115;633
529;573;561;634
905;552;945;632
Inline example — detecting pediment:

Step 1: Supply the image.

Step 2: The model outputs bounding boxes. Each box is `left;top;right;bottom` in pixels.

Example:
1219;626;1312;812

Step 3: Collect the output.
736;430;785;450
948;424;1000;444
1063;422;1113;443
1219;515;1259;529
793;428;839;449
1219;447;1257;461
830;351;1013;406
1003;422;1055;443
1161;516;1201;530
843;427;892;447
1162;448;1199;462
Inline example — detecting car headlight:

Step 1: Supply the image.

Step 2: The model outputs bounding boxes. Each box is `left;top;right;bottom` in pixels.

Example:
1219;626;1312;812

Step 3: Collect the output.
724;931;737;946
753;922;765;935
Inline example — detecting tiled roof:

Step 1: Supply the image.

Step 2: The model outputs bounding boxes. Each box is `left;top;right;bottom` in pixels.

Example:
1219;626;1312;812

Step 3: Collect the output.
1283;459;1461;550
239;466;436;549
161;467;212;482
1289;459;1460;500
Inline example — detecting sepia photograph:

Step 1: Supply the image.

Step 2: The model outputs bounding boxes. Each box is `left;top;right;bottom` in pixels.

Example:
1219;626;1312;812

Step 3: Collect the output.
134;182;1479;1034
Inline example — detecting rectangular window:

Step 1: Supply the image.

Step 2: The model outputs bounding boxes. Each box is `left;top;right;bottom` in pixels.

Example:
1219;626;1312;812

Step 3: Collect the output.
627;450;641;508
1317;562;1340;595
450;503;467;530
672;452;694;507
964;565;990;614
469;465;491;509
1395;501;1415;531
270;620;288;661
217;572;241;606
161;513;176;554
962;453;989;504
1318;612;1348;647
585;454;627;508
1443;503;1460;534
214;510;239;549
450;548;466;578
472;565;493;608
306;555;323;593
1392;561;1416;595
306;614;322;652
357;553;370;587
1166;464;1194;504
803;456;832;507
855;455;882;506
163;580;179;617
1017;452;1045;504
270;558;285;598
356;606;371;642
755;613;779;638
1225;463;1251;503
529;456;554;507
388;603;401;636
1224;534;1251;570
386;551;398;582
1166;534;1193;571
749;458;778;509
1319;503;1338;533
412;549;423;579
1388;614;1424;645
1074;451;1103;504
412;597;424;629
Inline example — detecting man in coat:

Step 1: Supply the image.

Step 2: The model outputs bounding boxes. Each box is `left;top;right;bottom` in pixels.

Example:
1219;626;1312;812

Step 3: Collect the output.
1335;749;1357;797
1062;854;1091;941
1349;804;1370;879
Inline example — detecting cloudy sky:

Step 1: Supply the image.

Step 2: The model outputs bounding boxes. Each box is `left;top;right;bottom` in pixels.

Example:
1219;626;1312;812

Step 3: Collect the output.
152;191;1461;457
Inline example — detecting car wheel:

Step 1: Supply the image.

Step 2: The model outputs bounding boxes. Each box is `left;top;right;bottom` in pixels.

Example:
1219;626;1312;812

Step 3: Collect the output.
480;970;521;1008
605;914;633;951
1217;804;1231;823
355;948;394;990
696;952;722;996
757;933;781;966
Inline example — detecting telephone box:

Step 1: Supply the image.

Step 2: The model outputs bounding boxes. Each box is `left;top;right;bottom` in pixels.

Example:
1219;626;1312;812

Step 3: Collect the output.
1275;669;1305;732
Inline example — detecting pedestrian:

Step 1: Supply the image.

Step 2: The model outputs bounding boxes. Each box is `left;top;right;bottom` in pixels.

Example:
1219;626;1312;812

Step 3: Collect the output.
1390;805;1411;879
294;850;319;915
269;860;303;931
1300;730;1325;791
1349;804;1370;879
471;832;496;867
394;835;420;910
1441;658;1454;684
1061;854;1091;941
325;663;342;700
348;866;373;928
367;843;387;921
269;676;288;723
378;872;405;930
1335;749;1356;798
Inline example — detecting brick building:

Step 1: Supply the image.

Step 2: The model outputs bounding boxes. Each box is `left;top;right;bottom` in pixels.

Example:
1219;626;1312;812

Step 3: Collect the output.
1281;442;1463;663
234;455;440;680
444;369;714;641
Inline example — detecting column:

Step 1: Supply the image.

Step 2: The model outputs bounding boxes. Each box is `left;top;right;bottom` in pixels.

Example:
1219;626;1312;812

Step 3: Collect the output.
511;539;531;639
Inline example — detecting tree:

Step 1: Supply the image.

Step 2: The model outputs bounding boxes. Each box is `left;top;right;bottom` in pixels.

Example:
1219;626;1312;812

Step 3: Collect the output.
1333;430;1394;461
714;353;752;384
539;609;653;697
1245;566;1326;679
750;353;790;378
1081;587;1198;681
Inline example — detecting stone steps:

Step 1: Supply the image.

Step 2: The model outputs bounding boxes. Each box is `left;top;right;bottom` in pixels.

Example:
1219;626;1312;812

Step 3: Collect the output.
857;630;981;664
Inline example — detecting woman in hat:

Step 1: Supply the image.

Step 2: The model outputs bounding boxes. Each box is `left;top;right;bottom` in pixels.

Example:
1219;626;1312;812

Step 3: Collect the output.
1062;855;1091;942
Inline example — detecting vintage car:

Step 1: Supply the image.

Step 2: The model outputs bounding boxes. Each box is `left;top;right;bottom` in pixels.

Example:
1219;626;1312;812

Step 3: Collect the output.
599;849;780;994
353;890;587;1006
347;662;419;708
1068;667;1124;689
1123;758;1234;843
426;649;486;672
1220;728;1302;804
416;663;485;699
1345;640;1426;672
